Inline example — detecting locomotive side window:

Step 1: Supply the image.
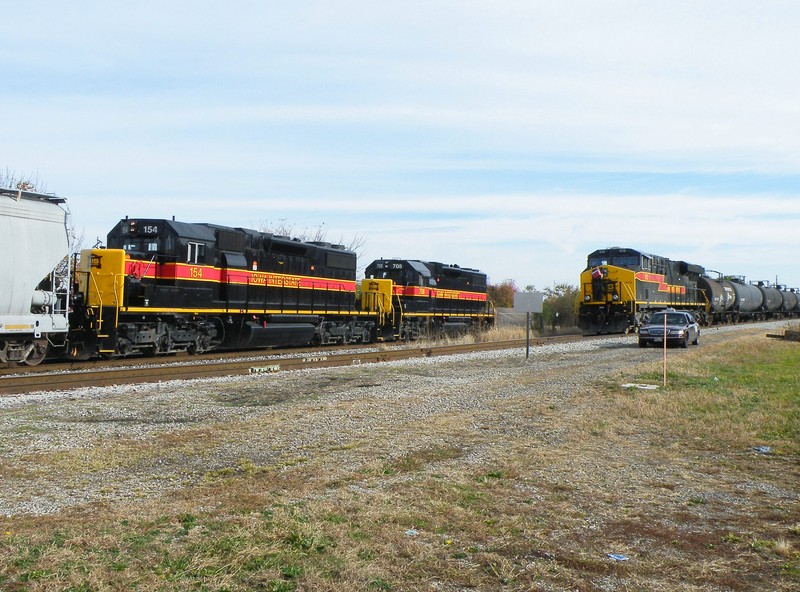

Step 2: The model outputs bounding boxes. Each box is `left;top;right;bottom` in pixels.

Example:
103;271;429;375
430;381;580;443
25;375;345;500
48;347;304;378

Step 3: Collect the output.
188;242;205;264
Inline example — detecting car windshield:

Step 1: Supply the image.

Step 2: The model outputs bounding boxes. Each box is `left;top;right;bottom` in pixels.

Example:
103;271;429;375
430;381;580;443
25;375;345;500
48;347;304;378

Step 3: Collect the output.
649;313;687;325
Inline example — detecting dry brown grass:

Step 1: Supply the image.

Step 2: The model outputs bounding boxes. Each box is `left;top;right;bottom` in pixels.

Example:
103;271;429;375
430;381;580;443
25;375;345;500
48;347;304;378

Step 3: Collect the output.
1;329;798;591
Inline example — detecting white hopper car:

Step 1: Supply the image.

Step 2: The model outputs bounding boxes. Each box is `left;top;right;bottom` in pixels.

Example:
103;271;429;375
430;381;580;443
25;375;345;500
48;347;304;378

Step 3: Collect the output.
0;187;70;365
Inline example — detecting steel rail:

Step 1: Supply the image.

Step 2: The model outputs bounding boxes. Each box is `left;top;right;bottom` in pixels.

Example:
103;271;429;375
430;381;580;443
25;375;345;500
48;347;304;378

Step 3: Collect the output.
1;338;546;396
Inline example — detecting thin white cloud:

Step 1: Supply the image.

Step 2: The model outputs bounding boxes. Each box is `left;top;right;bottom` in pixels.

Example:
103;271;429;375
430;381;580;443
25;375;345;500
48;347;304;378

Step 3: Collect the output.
4;2;800;289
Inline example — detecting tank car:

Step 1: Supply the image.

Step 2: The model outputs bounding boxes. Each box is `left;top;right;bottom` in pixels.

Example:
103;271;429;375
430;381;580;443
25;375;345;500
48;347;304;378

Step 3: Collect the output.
696;274;735;322
696;274;764;323
725;277;764;317
778;287;798;314
362;259;494;340
578;247;706;333
0;187;70;365
754;281;782;317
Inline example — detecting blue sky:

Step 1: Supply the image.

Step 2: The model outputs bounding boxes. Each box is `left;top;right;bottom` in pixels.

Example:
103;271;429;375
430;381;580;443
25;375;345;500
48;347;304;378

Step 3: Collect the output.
4;1;800;288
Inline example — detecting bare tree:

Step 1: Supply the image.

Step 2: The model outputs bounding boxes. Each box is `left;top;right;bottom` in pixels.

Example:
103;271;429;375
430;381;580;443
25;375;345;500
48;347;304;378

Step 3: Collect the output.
1;168;46;192
257;218;367;262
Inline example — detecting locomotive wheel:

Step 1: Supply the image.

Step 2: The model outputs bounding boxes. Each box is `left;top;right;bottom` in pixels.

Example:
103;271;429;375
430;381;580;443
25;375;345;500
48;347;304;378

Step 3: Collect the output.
187;338;205;355
69;333;98;360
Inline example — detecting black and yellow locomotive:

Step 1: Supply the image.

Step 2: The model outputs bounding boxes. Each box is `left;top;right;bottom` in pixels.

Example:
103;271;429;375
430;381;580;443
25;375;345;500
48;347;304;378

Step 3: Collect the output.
578;246;800;334
578;247;707;334
67;217;494;359
363;259;492;341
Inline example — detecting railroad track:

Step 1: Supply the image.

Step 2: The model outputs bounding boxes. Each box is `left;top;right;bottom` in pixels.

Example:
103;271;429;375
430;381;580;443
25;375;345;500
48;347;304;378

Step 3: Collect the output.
1;338;554;396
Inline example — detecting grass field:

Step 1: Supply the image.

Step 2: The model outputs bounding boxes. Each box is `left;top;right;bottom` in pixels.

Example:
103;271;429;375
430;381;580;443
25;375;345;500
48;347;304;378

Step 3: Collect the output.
0;329;798;591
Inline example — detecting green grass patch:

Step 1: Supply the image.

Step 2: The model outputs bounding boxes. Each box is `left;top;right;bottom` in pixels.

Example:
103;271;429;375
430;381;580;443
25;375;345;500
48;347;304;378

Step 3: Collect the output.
1;332;798;590
618;339;800;453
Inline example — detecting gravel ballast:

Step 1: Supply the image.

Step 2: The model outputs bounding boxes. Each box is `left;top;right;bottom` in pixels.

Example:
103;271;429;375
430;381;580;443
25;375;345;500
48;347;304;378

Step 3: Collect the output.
0;322;792;517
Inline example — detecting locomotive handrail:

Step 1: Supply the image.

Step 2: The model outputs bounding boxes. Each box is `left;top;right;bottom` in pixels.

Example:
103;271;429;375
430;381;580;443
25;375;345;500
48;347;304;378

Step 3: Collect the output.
84;270;106;334
140;256;156;279
393;293;403;338
622;280;635;304
113;273;123;329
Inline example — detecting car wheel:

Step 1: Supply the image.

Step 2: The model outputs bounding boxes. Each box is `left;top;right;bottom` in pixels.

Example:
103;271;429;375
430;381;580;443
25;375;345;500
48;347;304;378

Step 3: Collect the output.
693;333;700;346
681;335;689;348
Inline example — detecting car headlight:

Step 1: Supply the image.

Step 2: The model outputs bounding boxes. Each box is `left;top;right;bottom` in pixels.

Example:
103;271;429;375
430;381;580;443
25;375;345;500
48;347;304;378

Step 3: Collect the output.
639;328;649;335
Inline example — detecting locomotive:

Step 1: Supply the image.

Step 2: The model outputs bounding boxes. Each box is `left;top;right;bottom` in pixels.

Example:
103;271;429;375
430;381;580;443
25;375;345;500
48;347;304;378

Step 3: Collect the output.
578;246;799;334
1;188;494;364
363;259;489;341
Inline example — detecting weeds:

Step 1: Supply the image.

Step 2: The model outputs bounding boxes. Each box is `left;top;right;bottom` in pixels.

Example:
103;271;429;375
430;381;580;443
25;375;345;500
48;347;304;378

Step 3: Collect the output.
1;330;798;590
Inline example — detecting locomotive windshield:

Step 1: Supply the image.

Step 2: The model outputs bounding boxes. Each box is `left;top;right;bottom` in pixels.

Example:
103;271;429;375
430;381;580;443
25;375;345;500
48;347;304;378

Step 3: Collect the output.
122;239;159;253
588;254;641;269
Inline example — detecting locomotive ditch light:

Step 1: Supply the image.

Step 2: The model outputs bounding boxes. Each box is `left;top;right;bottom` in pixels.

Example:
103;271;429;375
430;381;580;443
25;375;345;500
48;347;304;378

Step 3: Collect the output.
612;294;619;301
585;295;591;301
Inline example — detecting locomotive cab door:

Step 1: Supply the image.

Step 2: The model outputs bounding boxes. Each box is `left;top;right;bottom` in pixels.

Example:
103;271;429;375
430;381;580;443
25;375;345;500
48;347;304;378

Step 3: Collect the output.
219;251;248;310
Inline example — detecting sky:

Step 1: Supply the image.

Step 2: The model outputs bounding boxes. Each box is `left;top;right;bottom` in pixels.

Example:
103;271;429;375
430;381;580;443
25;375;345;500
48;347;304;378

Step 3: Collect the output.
3;1;800;289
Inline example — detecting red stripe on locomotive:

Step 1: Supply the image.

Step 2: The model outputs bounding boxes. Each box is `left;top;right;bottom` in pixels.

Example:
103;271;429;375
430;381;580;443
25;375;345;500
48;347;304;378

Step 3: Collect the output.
124;260;356;292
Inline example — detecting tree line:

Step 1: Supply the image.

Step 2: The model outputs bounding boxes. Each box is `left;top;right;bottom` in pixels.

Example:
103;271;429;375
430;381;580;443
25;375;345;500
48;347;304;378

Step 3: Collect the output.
488;280;580;330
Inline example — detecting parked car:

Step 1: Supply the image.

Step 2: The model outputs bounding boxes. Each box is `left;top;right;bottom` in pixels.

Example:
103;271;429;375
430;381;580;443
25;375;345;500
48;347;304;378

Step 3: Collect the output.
638;310;700;348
